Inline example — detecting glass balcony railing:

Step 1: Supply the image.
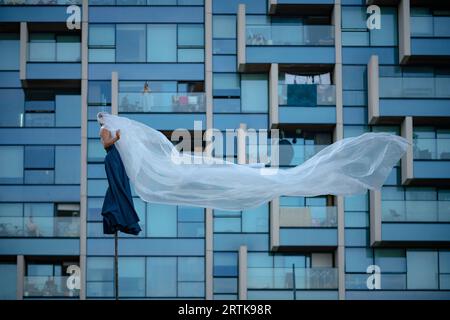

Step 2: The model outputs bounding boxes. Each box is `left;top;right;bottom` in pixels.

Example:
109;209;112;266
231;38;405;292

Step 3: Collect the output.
24;276;80;298
248;267;338;290
0;216;80;237
279;206;337;227
246;24;334;46
382;200;450;222
0;0;81;4
379;77;450;98
413;138;450;160
119;92;205;113
28;42;81;62
278;84;336;107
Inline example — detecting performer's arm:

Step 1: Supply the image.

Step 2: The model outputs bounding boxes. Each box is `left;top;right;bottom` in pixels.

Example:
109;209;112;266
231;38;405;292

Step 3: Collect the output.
100;127;121;149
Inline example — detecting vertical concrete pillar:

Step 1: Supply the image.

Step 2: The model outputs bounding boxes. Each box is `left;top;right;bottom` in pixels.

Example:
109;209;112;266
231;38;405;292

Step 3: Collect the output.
238;245;247;300
79;0;89;300
398;0;411;64
111;71;119;115
369;190;382;246
16;255;24;300
205;208;213;300
237;4;246;72
368;55;379;124
270;197;280;250
269;63;279;127
401;116;414;185
19;22;28;81
237;123;247;165
205;0;213;139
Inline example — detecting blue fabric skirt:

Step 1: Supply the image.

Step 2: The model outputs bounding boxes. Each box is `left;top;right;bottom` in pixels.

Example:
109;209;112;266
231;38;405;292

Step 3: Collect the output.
101;144;141;235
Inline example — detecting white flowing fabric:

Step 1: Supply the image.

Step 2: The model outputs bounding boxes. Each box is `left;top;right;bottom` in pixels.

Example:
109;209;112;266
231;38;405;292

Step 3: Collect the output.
98;112;409;211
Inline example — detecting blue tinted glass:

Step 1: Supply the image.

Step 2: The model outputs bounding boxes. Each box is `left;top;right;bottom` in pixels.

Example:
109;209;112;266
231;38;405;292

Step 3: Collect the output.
55;95;81;127
342;6;366;29
147;203;177;237
0;263;16;299
88;139;106;162
116;24;146;62
214;252;237;276
89;49;115;62
178;222;204;237
345;248;373;273
56;35;80;62
344;211;368;228
178;282;204;297
119;257;145;297
440;251;450;273
0;34;19;70
147;24;177;62
0;89;24;127
146;257;177;297
369;7;397;46
87;257;113;282
24;170;54;184
214;217;241;232
374;249;406;273
88;81;111;105
178;49;204;62
242;205;268;232
29;33;56;62
24;146;54;169
178;24;204;46
213;277;237;294
0;146;23;184
178;257;204;281
55;146;80;184
344;194;368;211
89;25;115;46
213;16;236;39
407;250;438;289
342;31;369;46
178;206;204;222
241;74;268;112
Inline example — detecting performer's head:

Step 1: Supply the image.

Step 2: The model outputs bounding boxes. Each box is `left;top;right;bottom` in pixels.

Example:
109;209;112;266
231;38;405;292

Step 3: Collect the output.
97;112;106;126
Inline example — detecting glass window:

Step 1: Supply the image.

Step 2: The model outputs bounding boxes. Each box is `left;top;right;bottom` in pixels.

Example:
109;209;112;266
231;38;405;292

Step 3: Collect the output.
214;252;237;276
55;146;80;184
89;49;115;62
0;263;16;300
345;248;373;273
0;33;20;70
407;250;438;289
178;24;204;47
241;74;268;112
0;146;23;183
116;24;146;62
24;146;54;169
88;139;106;162
374;249;406;273
147;203;177;237
342;31;369;46
440;251;450;273
248;252;273;268
147;24;177;62
214;217;241;232
213;277;237;294
29;33;56;62
89;24;115;46
146;257;176;297
88;81;111;105
178;282;204;297
242;205;268;232
369;7;397;46
178;257;204;281
55;95;81;127
0;89;24;127
213;16;236;39
119;257;145;297
213;73;240;91
87;257;113;282
178;206;204;222
345;211;369;228
177;49;204;62
56;35;80;62
342;6;366;29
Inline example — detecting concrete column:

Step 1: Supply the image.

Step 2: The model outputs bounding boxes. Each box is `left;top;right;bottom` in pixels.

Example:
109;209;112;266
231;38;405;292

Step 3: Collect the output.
237;123;247;165
398;0;411;64
270;197;280;250
269;63;279;127
369;190;382;246
238;245;247;300
19;22;28;81
333;1;343;140
237;4;246;72
205;0;213;136
336;195;345;300
205;208;213;300
367;55;379;124
111;71;119;115
16;255;24;300
268;0;276;15
79;0;89;300
401;116;414;185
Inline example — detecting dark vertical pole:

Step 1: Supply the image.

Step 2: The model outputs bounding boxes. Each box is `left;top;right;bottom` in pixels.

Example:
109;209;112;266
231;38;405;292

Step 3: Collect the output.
292;263;296;300
114;231;118;300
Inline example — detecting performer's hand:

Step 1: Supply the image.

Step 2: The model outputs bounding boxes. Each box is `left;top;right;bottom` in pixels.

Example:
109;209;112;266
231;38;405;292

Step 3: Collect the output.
116;130;121;141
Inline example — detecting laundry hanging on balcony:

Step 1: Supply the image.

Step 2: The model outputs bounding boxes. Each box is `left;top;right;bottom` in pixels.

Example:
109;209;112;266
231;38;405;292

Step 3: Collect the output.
97;112;409;211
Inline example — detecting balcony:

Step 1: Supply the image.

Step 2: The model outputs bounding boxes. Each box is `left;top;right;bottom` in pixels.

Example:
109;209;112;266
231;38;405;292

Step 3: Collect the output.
0;216;80;237
24;276;79;299
370;189;450;246
278;205;338;250
278;84;336;124
119;92;205;113
367;56;450;124
412;137;450;183
247;267;338;299
237;5;335;72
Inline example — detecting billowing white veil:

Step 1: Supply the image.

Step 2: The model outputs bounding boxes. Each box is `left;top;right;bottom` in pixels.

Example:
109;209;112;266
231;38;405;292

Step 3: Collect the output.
98;112;409;211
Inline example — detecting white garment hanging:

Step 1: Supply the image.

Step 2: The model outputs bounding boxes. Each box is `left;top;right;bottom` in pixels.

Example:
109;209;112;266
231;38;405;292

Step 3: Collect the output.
97;112;409;211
